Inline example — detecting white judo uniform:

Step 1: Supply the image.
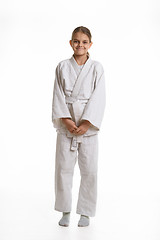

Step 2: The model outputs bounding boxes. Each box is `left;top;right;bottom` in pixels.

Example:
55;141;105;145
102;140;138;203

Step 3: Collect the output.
52;55;106;217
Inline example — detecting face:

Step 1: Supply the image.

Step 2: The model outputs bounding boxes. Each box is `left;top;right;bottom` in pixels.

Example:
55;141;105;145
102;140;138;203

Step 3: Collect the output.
69;32;92;57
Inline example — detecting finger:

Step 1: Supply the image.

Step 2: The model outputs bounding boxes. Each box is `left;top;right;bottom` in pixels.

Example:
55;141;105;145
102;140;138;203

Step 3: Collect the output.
69;128;74;133
77;131;84;135
75;128;81;133
69;128;76;134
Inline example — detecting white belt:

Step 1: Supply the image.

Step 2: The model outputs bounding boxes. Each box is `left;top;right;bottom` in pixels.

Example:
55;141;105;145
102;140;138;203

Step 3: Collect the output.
65;96;88;151
70;135;83;151
65;96;88;104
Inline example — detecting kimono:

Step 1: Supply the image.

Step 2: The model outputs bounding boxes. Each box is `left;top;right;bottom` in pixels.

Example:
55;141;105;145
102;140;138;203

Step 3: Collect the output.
52;55;106;217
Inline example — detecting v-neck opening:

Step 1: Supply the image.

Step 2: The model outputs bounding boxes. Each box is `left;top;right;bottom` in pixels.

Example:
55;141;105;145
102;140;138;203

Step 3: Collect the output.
72;55;89;66
70;55;90;77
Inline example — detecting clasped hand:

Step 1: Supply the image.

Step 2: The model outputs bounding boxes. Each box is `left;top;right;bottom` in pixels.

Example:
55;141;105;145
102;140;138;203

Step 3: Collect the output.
61;118;91;135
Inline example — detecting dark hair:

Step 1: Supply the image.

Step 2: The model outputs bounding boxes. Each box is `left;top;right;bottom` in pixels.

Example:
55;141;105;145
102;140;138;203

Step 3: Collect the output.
71;26;92;57
71;26;92;43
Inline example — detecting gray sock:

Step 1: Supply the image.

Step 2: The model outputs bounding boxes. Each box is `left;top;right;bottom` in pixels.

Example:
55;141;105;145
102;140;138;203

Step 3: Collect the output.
78;215;90;227
58;212;70;227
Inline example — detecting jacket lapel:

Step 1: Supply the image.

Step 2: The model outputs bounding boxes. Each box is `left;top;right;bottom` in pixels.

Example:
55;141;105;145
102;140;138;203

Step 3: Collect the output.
69;55;92;98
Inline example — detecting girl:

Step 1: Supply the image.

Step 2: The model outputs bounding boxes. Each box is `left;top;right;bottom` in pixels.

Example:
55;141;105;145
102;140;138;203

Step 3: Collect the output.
52;26;106;227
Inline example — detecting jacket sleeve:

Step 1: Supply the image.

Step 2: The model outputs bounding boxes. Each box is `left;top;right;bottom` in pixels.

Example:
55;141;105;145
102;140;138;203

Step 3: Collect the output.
80;63;106;130
52;64;72;128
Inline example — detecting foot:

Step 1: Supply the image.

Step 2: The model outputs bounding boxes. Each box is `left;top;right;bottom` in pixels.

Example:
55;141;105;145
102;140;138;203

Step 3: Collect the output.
78;215;90;227
58;212;70;227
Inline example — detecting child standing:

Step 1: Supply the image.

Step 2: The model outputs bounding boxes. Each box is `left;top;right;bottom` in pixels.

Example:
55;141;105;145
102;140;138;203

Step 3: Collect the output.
52;26;106;227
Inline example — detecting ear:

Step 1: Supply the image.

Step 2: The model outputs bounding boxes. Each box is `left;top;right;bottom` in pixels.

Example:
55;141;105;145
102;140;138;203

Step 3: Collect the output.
89;41;93;48
69;40;73;47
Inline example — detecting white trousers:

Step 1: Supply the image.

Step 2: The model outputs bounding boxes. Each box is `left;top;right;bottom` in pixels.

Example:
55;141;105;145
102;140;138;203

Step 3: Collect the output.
54;133;98;217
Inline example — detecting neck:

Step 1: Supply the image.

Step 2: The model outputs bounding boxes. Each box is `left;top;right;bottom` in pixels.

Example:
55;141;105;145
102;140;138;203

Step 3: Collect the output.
73;54;89;65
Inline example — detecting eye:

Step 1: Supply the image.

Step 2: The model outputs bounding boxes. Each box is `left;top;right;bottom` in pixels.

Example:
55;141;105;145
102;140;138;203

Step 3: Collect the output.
83;41;88;44
73;40;78;43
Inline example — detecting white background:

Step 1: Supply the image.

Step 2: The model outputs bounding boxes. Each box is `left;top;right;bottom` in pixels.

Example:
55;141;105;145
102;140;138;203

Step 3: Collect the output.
0;0;160;239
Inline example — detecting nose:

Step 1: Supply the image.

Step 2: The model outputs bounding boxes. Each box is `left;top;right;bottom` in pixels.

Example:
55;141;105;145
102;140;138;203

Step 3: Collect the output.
78;41;83;47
